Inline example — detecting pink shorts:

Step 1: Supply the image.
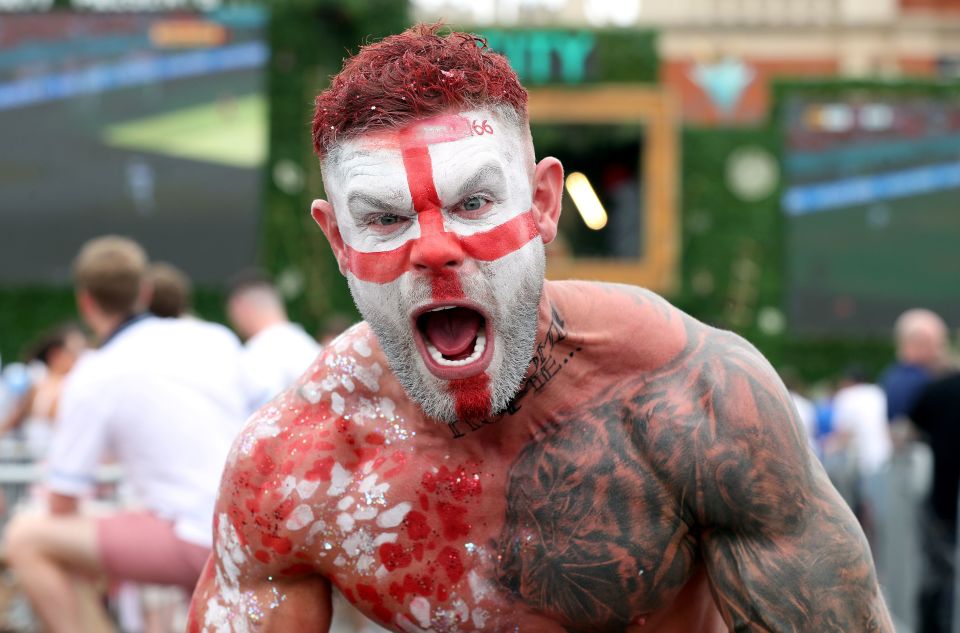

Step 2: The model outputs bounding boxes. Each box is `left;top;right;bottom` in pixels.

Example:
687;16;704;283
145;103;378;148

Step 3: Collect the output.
95;512;211;591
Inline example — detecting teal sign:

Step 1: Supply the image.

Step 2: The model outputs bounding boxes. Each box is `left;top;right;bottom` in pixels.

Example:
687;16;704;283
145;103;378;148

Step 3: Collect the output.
481;30;596;85
478;28;658;86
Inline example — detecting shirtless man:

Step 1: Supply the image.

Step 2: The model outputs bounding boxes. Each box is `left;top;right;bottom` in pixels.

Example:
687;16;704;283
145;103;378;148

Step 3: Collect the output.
189;25;894;632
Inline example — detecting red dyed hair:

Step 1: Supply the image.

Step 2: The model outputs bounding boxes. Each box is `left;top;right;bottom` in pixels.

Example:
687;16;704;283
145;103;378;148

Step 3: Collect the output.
312;23;527;158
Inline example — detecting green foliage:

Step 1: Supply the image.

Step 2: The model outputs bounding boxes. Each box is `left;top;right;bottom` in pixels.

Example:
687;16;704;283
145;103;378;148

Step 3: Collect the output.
0;288;77;364
675;122;895;383
259;1;409;335
591;29;658;84
675;127;783;329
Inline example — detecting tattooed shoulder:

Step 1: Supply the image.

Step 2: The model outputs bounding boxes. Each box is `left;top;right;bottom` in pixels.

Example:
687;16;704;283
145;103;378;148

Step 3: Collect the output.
631;318;893;631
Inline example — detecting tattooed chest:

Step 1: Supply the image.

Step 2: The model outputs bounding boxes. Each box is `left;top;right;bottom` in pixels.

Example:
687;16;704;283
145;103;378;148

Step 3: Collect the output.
493;411;697;633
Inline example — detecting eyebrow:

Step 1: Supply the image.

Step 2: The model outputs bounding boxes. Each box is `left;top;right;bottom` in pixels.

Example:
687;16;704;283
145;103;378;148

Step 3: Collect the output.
454;162;507;201
347;190;407;214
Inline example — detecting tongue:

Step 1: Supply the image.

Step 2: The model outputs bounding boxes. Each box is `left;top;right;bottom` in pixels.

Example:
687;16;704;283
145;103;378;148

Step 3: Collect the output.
423;308;482;357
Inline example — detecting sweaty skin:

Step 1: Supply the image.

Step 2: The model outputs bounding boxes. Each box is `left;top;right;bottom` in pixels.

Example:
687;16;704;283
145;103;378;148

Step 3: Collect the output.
188;282;892;632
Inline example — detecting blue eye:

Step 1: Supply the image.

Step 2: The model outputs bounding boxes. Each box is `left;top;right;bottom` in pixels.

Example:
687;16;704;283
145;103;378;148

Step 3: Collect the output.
376;215;401;226
462;196;486;212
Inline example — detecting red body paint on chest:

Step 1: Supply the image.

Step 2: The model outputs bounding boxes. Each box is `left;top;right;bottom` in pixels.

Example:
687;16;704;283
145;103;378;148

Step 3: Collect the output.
437;546;464;584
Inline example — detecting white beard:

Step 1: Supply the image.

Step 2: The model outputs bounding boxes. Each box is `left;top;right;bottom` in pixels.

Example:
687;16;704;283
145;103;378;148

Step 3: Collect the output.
347;239;545;423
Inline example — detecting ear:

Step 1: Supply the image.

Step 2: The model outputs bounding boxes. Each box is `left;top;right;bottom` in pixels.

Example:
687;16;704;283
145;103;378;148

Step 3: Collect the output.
311;199;349;275
137;279;153;313
530;157;564;245
75;289;98;326
76;289;92;316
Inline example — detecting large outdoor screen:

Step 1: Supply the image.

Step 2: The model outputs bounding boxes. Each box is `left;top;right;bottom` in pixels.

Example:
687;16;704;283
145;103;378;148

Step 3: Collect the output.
0;8;267;284
782;88;960;335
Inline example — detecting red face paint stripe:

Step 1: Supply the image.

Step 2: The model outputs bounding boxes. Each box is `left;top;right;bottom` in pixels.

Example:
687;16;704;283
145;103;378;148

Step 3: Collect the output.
343;210;540;285
401;115;475;148
461;210;539;262
401;145;442;212
417;207;446;236
359;114;475;153
451;374;492;422
345;242;412;284
431;268;463;303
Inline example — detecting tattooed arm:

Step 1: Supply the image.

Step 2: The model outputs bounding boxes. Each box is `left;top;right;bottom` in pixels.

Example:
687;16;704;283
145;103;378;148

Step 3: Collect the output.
662;324;893;632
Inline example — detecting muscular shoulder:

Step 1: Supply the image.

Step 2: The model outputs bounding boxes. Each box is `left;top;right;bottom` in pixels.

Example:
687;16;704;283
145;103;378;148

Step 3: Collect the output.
215;322;405;575
546;280;689;372
622;313;817;533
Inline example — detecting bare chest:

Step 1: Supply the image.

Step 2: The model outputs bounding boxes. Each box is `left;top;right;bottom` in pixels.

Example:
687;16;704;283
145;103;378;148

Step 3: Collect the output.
316;408;701;632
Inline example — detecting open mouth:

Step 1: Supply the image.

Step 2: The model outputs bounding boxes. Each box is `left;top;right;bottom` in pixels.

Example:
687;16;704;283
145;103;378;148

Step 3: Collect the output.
412;303;493;379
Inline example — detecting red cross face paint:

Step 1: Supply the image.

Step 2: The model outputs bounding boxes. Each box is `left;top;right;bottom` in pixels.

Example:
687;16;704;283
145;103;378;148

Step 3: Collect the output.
321;108;545;423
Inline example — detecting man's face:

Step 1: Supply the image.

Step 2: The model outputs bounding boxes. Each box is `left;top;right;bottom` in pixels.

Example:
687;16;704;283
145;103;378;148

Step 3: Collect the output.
316;109;552;423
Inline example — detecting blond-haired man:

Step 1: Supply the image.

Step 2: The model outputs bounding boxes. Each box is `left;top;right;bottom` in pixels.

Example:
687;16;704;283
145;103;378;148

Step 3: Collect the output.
2;236;246;633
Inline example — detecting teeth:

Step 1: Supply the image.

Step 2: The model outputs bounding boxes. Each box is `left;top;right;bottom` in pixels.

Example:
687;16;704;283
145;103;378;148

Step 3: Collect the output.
428;306;457;313
424;331;487;367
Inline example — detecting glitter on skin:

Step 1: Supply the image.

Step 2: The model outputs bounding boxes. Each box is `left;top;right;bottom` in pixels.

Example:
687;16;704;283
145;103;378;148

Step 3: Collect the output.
241;591;266;624
198;324;516;631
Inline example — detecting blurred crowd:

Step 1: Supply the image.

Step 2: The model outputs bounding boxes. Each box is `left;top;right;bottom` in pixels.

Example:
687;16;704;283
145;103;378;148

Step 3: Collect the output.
0;235;347;633
785;309;960;633
0;234;957;633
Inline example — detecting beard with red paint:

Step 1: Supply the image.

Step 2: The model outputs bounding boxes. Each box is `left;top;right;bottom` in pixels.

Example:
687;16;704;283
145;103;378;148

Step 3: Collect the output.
347;239;544;424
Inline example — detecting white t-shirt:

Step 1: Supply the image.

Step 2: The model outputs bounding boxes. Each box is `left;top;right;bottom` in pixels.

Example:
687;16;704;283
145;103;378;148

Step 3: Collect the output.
832;383;893;478
790;391;818;450
239;322;321;411
48;316;247;546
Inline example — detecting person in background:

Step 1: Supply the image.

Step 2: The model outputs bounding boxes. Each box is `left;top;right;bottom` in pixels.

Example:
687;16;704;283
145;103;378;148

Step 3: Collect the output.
1;236;247;633
226;270;321;411
875;308;946;633
0;323;87;460
881;308;949;424
138;262;199;633
830;365;893;491
135;262;204;633
147;262;192;319
780;367;818;451
317;312;356;347
826;365;892;547
910;368;960;633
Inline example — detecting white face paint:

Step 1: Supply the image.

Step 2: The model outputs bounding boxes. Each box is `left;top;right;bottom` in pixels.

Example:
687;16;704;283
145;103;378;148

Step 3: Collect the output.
320;107;544;422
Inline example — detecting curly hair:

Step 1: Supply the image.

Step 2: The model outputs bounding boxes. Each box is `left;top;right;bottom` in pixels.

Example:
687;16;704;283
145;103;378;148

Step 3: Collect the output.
312;23;527;158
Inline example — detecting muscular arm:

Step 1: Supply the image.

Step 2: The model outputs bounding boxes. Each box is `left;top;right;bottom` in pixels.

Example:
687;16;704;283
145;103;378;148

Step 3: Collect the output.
188;550;331;632
187;401;334;632
656;324;894;631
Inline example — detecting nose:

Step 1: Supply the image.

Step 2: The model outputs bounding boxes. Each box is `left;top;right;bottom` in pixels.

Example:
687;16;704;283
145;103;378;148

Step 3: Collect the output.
409;229;465;273
409;208;465;273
